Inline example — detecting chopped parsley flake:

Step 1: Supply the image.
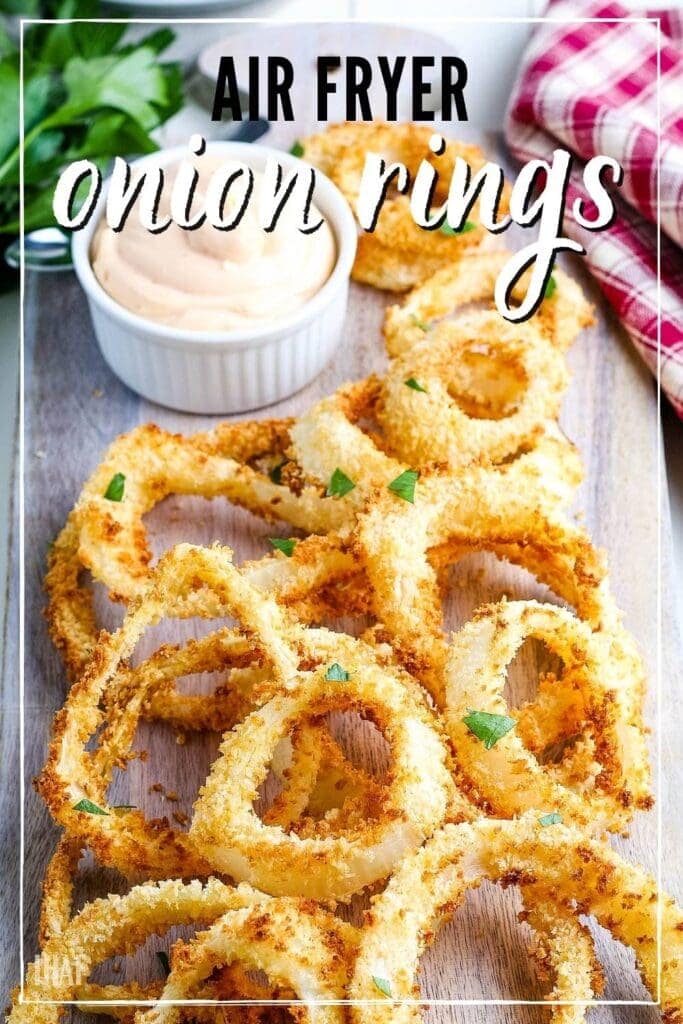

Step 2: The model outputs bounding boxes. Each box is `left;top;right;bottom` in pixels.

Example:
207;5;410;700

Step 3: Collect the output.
326;468;355;498
269;460;288;485
410;314;432;332
325;663;350;682
73;798;109;816
544;275;557;299
462;710;516;749
269;537;296;557
538;812;563;827
372;976;392;998
387;469;418;503
404;377;427;393
290;140;304;157
104;472;125;501
440;220;476;235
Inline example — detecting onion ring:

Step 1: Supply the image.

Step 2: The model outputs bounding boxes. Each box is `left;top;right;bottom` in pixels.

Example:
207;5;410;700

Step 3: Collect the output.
379;311;569;469
349;817;683;1022
444;599;651;830
133;899;355;1024
8;878;268;1023
190;626;456;900
383;252;595;357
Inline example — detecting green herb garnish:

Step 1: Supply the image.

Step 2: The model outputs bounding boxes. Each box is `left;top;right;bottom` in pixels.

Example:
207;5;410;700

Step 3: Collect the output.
290;140;304;157
268;460;288;485
462;710;516;749
269;537;296;557
104;472;125;501
372;977;392;998
73;798;109;816
544;275;557;299
325;663;350;682
0;10;183;234
404;377;427;393
156;951;170;976
326;468;355;498
440;220;476;235
409;314;432;333
387;469;418;503
538;812;563;827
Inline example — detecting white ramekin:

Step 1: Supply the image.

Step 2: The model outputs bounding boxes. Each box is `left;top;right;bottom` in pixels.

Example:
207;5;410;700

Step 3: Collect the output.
71;142;357;414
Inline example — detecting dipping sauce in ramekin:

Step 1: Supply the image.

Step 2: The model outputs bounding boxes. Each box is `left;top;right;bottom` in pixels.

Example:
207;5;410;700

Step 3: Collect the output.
91;158;337;332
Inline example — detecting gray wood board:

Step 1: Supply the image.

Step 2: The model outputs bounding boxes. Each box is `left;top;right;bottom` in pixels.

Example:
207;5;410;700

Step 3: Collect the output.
3;127;682;1024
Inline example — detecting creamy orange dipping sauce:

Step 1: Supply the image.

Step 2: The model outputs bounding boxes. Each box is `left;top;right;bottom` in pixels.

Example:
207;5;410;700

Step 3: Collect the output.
91;159;337;332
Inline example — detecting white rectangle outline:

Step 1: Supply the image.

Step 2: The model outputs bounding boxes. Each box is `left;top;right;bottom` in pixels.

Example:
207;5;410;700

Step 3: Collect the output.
17;12;663;1011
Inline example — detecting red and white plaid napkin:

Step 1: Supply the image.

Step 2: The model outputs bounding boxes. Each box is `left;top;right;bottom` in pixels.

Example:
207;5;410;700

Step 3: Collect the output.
504;0;683;418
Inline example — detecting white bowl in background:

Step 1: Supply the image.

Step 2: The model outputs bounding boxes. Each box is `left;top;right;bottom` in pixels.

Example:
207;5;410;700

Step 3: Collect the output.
71;141;357;414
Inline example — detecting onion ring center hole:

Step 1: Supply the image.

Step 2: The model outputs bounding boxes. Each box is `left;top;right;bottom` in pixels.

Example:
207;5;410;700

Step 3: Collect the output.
441;550;572;634
420;881;546;1006
503;636;565;712
444;346;527;420
87;923;199;990
253;711;390;828
143;495;307;570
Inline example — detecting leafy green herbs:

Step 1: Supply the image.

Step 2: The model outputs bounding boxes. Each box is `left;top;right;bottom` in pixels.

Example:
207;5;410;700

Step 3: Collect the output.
462;709;516;749
0;2;183;233
440;220;476;235
269;537;296;557
544;275;557;299
404;377;427;393
325;663;350;682
326;468;355;498
290;140;304;157
104;472;125;501
73;797;108;815
372;977;392;998
538;812;562;827
387;469;418;503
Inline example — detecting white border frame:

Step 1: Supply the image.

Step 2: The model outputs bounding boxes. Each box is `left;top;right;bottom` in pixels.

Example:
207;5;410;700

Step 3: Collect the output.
18;12;663;1011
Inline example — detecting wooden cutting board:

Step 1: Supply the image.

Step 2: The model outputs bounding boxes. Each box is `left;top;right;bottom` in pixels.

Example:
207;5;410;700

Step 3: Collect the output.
4;116;681;1021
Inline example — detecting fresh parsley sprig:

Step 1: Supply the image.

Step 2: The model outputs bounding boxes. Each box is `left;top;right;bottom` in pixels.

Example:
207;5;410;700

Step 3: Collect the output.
0;1;183;234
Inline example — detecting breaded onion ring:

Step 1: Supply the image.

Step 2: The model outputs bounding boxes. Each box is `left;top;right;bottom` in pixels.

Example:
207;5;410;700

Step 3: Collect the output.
379;311;569;468
356;438;592;706
134;899;354;1024
38;544;306;877
383;252;594;357
8;878;268;1023
191;628;456;900
349;817;683;1022
444;600;651;830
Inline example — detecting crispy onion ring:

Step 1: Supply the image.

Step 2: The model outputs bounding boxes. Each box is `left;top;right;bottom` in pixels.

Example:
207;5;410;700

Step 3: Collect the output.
305;123;496;288
8;878;269;1023
349;817;683;1022
190;626;456;901
134;899;355;1024
383;252;595;357
379;311;569;468
444;600;651;830
38;544;305;878
356;439;593;706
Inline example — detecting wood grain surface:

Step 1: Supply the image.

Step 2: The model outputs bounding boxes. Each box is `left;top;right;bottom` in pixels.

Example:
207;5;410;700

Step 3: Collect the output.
2;76;681;1022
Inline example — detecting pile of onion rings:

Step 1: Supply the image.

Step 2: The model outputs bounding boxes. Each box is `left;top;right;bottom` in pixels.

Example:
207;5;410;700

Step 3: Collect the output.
15;122;678;1024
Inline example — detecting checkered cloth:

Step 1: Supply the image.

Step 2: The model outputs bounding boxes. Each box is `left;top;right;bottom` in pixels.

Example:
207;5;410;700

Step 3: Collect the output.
504;0;683;418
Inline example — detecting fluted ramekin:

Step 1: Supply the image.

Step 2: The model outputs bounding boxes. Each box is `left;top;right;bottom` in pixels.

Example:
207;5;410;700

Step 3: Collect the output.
71;142;357;414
